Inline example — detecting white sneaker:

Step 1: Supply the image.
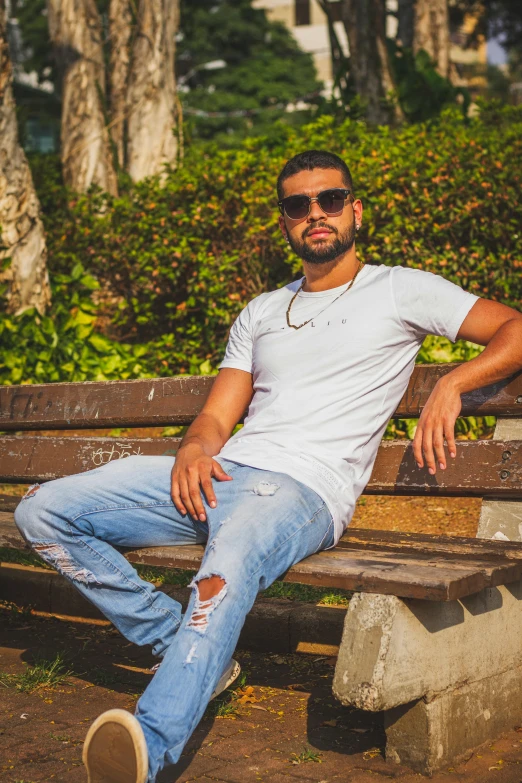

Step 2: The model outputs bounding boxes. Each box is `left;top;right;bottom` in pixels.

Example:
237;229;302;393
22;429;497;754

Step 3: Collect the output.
210;658;241;700
83;708;148;783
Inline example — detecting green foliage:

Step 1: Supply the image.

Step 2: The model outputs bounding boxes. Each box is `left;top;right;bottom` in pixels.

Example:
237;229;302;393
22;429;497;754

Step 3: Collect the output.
164;0;321;143
10;0;53;86
1;104;521;396
0;263;152;384
391;44;470;123
0;653;72;693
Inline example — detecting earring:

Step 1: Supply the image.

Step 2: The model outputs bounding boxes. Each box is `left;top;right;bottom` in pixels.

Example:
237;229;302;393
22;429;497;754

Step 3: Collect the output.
355;224;360;232
285;236;290;243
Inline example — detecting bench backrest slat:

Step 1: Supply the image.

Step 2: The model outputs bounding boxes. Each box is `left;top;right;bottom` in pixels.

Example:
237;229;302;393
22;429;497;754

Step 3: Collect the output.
2;435;521;497
1;365;522;431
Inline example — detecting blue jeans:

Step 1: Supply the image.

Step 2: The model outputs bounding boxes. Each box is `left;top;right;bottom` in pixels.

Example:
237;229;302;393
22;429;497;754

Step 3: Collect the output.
14;455;334;781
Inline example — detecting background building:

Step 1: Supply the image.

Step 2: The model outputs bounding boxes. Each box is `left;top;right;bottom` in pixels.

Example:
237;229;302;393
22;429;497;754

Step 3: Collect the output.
254;0;488;97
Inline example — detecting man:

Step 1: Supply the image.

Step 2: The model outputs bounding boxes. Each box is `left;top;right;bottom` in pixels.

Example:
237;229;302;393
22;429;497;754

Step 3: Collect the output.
15;150;522;783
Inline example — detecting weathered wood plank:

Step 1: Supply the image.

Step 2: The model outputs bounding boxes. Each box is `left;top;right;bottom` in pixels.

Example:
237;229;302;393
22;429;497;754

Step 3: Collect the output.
394;365;522;418
368;439;522;496
0;376;214;431
0;436;181;482
2;513;521;601
1;436;521;497
1;365;521;431
339;528;522;561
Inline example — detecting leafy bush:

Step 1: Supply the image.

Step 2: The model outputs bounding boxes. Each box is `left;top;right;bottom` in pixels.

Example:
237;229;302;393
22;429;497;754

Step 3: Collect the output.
1;102;521;392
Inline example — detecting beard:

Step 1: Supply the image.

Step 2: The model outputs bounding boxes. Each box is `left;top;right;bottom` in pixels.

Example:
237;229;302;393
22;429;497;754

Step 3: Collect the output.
288;220;356;265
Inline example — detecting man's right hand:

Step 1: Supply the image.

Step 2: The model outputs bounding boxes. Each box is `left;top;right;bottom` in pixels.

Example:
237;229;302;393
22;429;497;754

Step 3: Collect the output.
171;443;232;522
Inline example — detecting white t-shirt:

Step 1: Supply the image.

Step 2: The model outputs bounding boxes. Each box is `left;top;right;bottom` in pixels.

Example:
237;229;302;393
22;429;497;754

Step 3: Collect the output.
216;264;478;545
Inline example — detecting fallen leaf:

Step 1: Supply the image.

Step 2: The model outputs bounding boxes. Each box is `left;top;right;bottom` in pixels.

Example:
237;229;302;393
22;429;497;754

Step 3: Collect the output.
272;655;285;665
322;719;338;727
363;748;381;760
251;705;267;712
350;728;370;734
237;694;258;705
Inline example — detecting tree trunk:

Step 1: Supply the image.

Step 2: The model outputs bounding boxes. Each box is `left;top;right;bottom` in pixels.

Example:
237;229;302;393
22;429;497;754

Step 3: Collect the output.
109;0;132;169
317;0;350;98
413;0;450;78
126;0;179;182
342;0;404;125
47;0;118;195
0;0;51;315
397;0;414;49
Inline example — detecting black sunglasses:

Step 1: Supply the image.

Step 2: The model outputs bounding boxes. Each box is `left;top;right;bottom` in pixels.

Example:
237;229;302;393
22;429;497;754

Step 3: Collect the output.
278;188;351;221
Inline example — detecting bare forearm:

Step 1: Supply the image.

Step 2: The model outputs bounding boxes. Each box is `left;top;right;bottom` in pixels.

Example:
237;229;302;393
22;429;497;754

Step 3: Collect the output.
443;318;522;395
178;412;229;457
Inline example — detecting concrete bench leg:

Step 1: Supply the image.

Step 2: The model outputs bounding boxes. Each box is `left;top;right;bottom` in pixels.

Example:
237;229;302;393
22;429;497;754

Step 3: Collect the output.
332;587;522;775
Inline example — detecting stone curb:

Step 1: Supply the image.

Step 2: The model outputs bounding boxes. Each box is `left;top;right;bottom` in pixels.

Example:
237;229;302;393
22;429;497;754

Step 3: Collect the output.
0;562;346;655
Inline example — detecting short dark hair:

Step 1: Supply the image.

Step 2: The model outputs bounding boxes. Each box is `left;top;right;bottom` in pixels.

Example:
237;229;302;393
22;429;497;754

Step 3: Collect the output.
276;150;354;200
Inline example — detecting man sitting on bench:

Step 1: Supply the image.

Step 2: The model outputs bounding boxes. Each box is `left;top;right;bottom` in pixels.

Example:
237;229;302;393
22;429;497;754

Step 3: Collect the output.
14;150;522;783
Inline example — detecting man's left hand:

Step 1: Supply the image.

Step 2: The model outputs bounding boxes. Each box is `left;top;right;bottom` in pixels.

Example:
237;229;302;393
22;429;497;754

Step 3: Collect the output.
412;377;461;474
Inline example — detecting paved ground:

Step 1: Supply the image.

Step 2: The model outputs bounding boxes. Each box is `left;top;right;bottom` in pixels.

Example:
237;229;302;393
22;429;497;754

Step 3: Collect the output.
2;604;522;783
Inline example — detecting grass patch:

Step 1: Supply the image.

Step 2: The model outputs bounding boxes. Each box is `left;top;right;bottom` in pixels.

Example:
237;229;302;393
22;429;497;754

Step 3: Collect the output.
290;746;323;764
134;564;194;587
0;545;50;569
0;653;73;693
262;581;352;606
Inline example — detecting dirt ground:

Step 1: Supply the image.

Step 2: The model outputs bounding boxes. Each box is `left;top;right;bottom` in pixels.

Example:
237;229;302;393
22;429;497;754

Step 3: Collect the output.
350;495;481;537
2;605;522;783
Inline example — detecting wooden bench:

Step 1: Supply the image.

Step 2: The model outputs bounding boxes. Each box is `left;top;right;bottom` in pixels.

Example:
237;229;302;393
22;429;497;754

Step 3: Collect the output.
1;363;522;774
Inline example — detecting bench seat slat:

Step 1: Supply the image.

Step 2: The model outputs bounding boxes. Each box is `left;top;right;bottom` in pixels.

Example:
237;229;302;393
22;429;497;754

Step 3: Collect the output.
2;514;522;602
1;435;521;497
338;528;522;560
1;365;521;431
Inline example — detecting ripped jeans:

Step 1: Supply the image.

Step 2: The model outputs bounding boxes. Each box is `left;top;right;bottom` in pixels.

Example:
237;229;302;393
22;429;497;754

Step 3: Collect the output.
14;455;334;781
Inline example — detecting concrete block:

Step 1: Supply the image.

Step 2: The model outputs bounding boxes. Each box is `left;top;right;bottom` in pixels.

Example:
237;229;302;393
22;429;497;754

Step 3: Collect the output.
333;583;522;711
477;418;522;542
385;663;522;774
241;600;293;653
0;562;54;610
477;499;522;542
289;602;345;655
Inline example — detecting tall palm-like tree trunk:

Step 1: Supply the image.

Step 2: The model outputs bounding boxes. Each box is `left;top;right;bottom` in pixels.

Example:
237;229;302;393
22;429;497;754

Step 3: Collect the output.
398;0;450;78
126;0;179;182
0;0;50;314
342;0;404;125
109;0;132;168
47;0;118;195
413;0;450;78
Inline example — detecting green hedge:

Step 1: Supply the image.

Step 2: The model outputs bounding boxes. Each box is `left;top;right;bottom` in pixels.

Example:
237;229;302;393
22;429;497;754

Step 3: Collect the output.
1;101;521;390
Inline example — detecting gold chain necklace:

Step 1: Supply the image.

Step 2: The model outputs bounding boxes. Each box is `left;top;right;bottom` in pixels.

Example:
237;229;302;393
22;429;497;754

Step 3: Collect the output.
286;260;365;330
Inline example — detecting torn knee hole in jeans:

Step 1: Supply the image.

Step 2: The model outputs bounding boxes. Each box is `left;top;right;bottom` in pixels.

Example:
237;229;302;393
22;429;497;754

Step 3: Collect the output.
186;574;227;636
33;543;101;586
